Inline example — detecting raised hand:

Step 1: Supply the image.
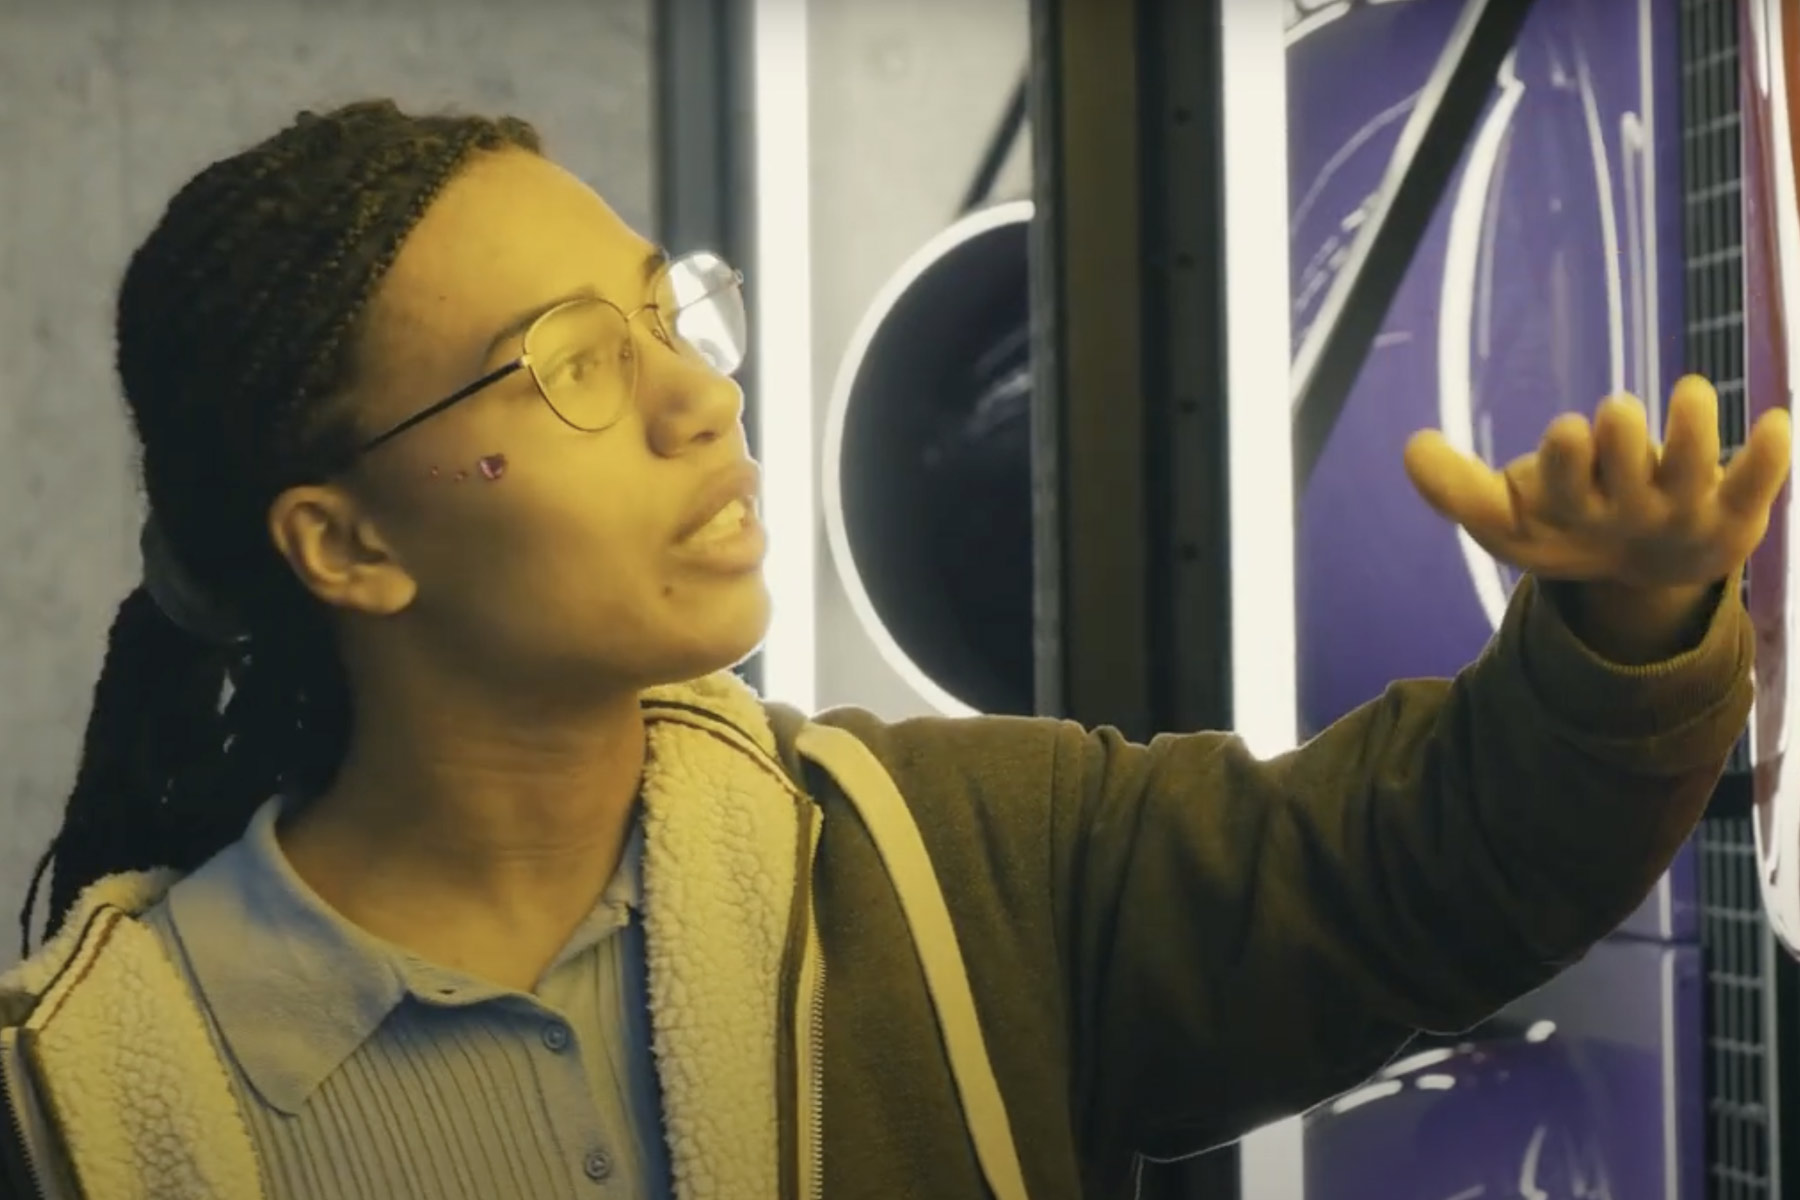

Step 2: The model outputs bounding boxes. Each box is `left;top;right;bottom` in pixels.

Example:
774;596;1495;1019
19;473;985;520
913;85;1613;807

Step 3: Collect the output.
1403;375;1791;591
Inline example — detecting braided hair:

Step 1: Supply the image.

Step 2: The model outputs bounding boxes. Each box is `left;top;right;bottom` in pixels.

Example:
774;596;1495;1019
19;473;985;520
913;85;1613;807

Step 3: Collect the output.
20;100;542;954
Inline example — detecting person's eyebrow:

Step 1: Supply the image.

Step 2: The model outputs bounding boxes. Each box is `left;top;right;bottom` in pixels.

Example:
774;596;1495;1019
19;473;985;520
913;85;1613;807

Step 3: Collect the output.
481;246;672;358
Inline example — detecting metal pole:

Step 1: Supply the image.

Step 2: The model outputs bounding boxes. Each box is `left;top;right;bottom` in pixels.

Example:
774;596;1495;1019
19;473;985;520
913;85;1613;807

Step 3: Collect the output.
654;0;755;267
1029;0;1158;740
1029;0;1239;1193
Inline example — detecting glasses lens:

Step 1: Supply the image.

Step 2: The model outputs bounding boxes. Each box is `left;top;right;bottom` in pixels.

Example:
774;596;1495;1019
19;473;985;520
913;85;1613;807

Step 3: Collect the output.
659;251;748;375
527;300;635;431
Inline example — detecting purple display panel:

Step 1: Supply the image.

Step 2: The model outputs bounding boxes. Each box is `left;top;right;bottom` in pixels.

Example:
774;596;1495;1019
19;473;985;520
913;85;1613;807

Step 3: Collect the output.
1304;1037;1611;1200
1288;0;1693;941
1303;940;1702;1200
1500;939;1705;1200
1291;0;1685;728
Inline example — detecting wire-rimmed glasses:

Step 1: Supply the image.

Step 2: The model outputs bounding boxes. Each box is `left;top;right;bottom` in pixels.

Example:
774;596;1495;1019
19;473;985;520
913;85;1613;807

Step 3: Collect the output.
357;249;747;455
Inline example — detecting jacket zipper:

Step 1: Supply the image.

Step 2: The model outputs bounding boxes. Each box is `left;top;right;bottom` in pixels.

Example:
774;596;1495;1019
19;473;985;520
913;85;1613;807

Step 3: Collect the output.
807;919;826;1200
0;1111;43;1200
0;1033;46;1200
795;810;827;1200
777;791;827;1200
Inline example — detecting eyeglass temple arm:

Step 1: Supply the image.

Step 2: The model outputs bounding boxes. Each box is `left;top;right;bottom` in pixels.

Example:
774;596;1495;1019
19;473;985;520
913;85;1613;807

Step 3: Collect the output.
358;360;530;454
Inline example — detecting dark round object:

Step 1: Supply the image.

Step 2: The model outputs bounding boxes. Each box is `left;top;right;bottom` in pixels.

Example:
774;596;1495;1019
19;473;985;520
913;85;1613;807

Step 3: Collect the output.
821;202;1037;715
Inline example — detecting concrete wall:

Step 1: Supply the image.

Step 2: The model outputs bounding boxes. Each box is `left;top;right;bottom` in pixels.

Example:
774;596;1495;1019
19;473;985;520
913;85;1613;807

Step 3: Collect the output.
0;0;655;964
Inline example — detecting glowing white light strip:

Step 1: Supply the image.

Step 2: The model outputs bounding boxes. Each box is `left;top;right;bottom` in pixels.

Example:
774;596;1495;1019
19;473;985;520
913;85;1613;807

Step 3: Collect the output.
1223;2;1299;765
749;0;817;712
1222;2;1303;1196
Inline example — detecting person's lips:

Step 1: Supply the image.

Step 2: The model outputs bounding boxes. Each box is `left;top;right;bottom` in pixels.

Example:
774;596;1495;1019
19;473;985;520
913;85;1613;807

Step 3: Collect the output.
675;461;761;546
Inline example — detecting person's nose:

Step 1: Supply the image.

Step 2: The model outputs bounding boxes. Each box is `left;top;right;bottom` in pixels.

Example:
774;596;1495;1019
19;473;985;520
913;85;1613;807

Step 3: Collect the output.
641;348;746;456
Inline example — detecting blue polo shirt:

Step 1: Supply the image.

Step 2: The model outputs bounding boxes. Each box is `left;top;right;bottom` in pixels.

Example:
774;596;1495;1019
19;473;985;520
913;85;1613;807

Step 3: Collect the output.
141;797;673;1200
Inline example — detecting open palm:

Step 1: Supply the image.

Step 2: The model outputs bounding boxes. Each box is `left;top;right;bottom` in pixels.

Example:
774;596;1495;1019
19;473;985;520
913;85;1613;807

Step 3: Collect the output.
1404;376;1793;588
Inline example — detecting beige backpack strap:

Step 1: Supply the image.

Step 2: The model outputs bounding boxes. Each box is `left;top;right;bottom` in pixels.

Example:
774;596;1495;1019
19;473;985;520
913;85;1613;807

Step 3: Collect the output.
796;723;1032;1200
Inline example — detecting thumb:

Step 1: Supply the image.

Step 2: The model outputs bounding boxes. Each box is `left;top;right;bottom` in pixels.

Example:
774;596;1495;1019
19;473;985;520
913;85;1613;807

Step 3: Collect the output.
1404;429;1515;532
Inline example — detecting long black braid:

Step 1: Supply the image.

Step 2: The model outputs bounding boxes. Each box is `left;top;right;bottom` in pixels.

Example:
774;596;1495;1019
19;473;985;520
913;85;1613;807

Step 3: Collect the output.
20;100;543;954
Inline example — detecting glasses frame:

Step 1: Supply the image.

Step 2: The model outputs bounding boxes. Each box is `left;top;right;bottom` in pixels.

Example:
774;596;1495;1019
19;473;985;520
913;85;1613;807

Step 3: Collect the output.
356;252;746;456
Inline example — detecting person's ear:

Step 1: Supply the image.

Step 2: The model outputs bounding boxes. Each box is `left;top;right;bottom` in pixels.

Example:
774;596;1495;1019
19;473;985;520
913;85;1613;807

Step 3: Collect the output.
267;484;417;618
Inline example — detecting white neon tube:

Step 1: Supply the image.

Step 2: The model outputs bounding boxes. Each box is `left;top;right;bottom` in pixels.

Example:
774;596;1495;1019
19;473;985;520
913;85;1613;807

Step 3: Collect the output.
1224;2;1300;762
749;0;817;713
1221;3;1304;1198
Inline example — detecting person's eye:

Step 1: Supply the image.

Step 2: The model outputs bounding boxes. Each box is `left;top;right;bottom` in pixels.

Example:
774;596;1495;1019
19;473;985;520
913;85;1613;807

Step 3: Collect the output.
545;348;606;383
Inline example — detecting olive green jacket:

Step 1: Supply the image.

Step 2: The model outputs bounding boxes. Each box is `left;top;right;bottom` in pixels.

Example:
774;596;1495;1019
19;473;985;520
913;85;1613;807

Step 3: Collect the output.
0;575;1753;1200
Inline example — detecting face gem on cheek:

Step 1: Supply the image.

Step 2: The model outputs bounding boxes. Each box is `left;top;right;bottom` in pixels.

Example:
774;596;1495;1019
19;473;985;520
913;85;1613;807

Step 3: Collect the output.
425;457;505;483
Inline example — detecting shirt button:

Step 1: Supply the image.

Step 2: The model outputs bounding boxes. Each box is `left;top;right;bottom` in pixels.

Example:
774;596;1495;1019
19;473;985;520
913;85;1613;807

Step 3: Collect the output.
542;1021;571;1053
583;1148;613;1181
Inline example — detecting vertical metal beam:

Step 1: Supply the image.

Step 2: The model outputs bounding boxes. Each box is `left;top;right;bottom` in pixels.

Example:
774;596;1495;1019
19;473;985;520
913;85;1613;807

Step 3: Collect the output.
654;0;754;271
1030;0;1241;1195
1026;0;1071;724
1140;0;1233;740
1029;0;1156;739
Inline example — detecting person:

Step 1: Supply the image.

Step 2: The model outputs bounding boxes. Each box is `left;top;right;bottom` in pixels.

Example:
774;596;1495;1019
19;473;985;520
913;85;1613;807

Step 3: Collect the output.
0;100;1785;1200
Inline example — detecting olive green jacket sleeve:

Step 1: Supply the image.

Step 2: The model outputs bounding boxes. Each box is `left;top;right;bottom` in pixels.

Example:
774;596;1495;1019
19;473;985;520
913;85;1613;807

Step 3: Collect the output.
1051;573;1751;1158
791;571;1752;1182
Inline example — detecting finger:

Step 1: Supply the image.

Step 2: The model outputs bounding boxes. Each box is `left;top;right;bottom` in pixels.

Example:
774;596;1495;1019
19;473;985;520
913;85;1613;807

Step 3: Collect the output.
1720;406;1794;518
1536;413;1594;523
1404;429;1519;538
1657;375;1722;498
1592;394;1656;501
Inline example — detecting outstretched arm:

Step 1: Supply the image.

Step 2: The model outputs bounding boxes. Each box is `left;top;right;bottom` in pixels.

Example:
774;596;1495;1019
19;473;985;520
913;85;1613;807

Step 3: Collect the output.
1054;568;1749;1159
1069;375;1785;1157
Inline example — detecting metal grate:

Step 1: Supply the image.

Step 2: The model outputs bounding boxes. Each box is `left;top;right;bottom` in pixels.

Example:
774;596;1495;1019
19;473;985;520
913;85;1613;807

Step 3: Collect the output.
1680;0;1753;784
1680;0;1772;1196
1681;0;1746;446
1700;817;1774;1198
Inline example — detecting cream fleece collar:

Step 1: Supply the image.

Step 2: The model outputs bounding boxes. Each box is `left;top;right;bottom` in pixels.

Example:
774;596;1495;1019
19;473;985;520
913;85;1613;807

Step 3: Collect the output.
0;670;807;1200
